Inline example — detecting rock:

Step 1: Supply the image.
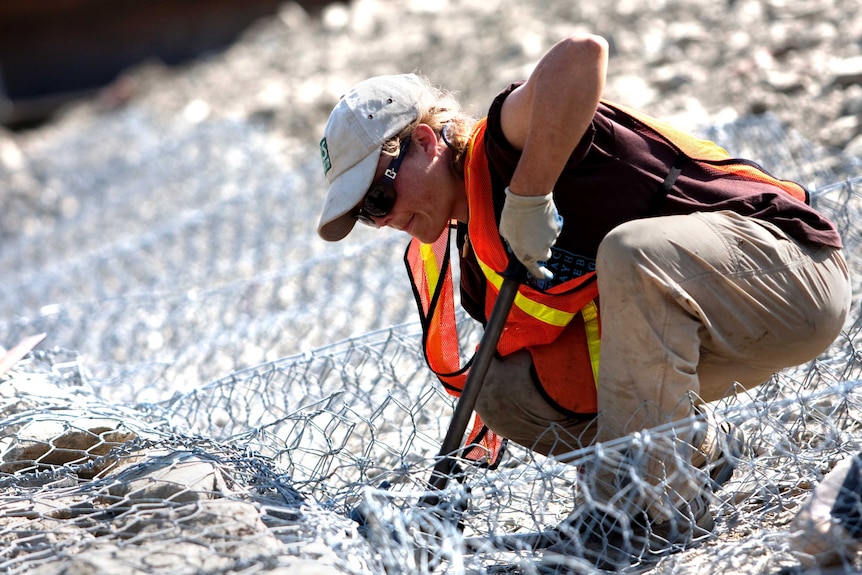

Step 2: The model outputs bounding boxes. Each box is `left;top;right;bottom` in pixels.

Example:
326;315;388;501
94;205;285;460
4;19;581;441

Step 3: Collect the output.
0;374;64;417
765;69;806;94
840;84;862;116
0;128;24;172
831;56;862;87
845;133;862;158
26;499;317;575
820;114;862;149
104;451;232;504
0;416;137;476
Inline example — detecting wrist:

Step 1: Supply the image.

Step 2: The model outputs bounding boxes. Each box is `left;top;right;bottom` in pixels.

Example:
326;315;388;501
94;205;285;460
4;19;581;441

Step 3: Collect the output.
504;186;554;205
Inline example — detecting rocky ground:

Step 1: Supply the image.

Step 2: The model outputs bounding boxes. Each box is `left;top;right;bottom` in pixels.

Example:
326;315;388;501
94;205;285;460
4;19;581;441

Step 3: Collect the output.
83;0;862;155
3;0;862;243
1;1;861;574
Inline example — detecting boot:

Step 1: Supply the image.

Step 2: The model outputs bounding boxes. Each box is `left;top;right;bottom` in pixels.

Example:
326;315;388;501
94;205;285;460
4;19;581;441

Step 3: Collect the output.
691;405;746;490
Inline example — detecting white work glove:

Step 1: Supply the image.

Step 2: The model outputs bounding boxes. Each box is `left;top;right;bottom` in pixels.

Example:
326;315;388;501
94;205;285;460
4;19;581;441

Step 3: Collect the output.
499;187;563;280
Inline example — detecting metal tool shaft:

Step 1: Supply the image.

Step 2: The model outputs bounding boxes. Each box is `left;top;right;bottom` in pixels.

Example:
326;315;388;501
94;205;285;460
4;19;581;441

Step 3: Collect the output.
427;273;521;491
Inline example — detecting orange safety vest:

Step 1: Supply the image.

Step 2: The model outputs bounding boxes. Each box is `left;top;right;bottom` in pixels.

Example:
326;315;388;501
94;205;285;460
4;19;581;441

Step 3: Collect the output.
459;119;603;417
405;104;811;465
405;119;603;466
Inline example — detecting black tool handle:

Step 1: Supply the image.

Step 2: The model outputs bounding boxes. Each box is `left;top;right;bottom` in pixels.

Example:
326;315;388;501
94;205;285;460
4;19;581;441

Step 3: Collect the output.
427;258;526;491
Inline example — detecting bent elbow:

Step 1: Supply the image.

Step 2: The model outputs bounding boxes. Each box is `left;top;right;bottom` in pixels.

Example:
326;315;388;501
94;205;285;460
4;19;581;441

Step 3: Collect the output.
562;34;609;62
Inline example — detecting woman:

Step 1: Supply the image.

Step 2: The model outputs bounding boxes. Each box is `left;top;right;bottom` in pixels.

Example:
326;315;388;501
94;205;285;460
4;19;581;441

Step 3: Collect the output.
317;35;851;565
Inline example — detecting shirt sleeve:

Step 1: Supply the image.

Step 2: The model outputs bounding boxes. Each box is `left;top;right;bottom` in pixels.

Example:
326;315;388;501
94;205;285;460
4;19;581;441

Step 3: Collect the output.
483;82;596;187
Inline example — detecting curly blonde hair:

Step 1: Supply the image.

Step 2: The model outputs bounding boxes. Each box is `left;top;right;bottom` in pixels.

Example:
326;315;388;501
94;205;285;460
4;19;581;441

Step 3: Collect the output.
381;75;476;177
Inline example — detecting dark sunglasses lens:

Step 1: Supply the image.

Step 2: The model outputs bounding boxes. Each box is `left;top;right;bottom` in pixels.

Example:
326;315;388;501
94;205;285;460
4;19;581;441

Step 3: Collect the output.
355;213;378;228
363;184;397;218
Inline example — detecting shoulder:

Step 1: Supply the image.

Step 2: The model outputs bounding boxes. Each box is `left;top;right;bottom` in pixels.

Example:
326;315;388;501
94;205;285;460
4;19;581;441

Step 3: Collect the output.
482;85;525;176
485;83;523;152
498;82;530;150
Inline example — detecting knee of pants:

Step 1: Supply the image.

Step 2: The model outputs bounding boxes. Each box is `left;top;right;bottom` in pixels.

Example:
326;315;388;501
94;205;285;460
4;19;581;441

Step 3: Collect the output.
476;350;599;456
595;220;654;292
473;350;535;431
473;350;572;442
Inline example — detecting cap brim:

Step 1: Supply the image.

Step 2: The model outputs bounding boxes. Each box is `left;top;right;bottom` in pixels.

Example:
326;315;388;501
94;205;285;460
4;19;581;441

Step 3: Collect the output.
317;148;381;242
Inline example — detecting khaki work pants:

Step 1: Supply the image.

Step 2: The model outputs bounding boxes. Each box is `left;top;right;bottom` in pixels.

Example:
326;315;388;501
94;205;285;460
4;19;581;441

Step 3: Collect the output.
475;211;852;514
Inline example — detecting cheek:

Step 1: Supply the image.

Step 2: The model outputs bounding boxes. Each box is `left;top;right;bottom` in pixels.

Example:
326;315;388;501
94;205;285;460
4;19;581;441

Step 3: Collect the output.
409;186;443;223
394;174;425;212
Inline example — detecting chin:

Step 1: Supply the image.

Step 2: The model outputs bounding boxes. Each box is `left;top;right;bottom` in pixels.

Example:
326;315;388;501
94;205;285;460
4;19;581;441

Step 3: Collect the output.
415;222;449;244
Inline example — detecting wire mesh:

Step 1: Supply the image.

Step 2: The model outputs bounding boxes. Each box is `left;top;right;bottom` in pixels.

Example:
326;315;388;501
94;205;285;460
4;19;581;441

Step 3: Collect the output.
1;114;861;573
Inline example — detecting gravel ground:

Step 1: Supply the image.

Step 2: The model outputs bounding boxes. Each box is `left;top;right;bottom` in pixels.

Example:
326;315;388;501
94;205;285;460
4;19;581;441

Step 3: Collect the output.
3;0;862;243
0;2;861;574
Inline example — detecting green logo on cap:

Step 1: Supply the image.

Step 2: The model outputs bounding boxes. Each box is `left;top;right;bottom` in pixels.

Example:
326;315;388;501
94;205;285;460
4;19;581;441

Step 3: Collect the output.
320;138;331;175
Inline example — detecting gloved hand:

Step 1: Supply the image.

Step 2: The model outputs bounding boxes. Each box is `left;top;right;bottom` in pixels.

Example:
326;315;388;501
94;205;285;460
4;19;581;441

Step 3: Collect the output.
499;187;563;280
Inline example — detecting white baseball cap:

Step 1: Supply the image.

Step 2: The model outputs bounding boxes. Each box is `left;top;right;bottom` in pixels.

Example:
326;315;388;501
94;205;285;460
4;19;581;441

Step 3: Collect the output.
317;74;433;242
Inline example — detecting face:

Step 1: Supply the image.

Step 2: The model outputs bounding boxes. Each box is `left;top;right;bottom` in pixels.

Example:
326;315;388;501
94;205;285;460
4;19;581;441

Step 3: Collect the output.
359;125;467;243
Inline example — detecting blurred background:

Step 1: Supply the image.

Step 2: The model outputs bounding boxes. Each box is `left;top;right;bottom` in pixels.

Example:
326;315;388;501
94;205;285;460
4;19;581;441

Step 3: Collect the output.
0;0;320;129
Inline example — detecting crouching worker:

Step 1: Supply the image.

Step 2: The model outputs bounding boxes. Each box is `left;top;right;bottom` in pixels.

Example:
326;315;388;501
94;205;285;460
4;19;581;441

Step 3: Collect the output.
315;34;852;569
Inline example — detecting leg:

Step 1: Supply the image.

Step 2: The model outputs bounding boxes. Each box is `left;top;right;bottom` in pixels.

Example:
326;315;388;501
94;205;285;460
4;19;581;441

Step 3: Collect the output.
596;211;850;432
474;350;597;459
592;211;851;525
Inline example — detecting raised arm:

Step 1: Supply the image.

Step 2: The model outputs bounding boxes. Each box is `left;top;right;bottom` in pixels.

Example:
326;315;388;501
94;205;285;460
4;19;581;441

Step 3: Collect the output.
497;35;608;279
502;34;608;195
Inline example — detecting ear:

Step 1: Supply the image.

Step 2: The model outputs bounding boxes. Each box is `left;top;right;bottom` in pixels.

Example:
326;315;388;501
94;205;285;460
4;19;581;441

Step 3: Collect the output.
411;123;441;158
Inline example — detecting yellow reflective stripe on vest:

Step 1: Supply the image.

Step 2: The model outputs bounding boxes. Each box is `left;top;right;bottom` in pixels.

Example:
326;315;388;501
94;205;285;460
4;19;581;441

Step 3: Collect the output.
420;242;441;296
581;300;601;386
478;258;574;328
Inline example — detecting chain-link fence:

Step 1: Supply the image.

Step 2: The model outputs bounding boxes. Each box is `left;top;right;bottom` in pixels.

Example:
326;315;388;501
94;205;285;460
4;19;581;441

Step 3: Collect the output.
1;108;861;574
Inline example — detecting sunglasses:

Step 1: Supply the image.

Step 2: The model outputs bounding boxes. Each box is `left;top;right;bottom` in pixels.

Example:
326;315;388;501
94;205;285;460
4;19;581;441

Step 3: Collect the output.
354;138;411;228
